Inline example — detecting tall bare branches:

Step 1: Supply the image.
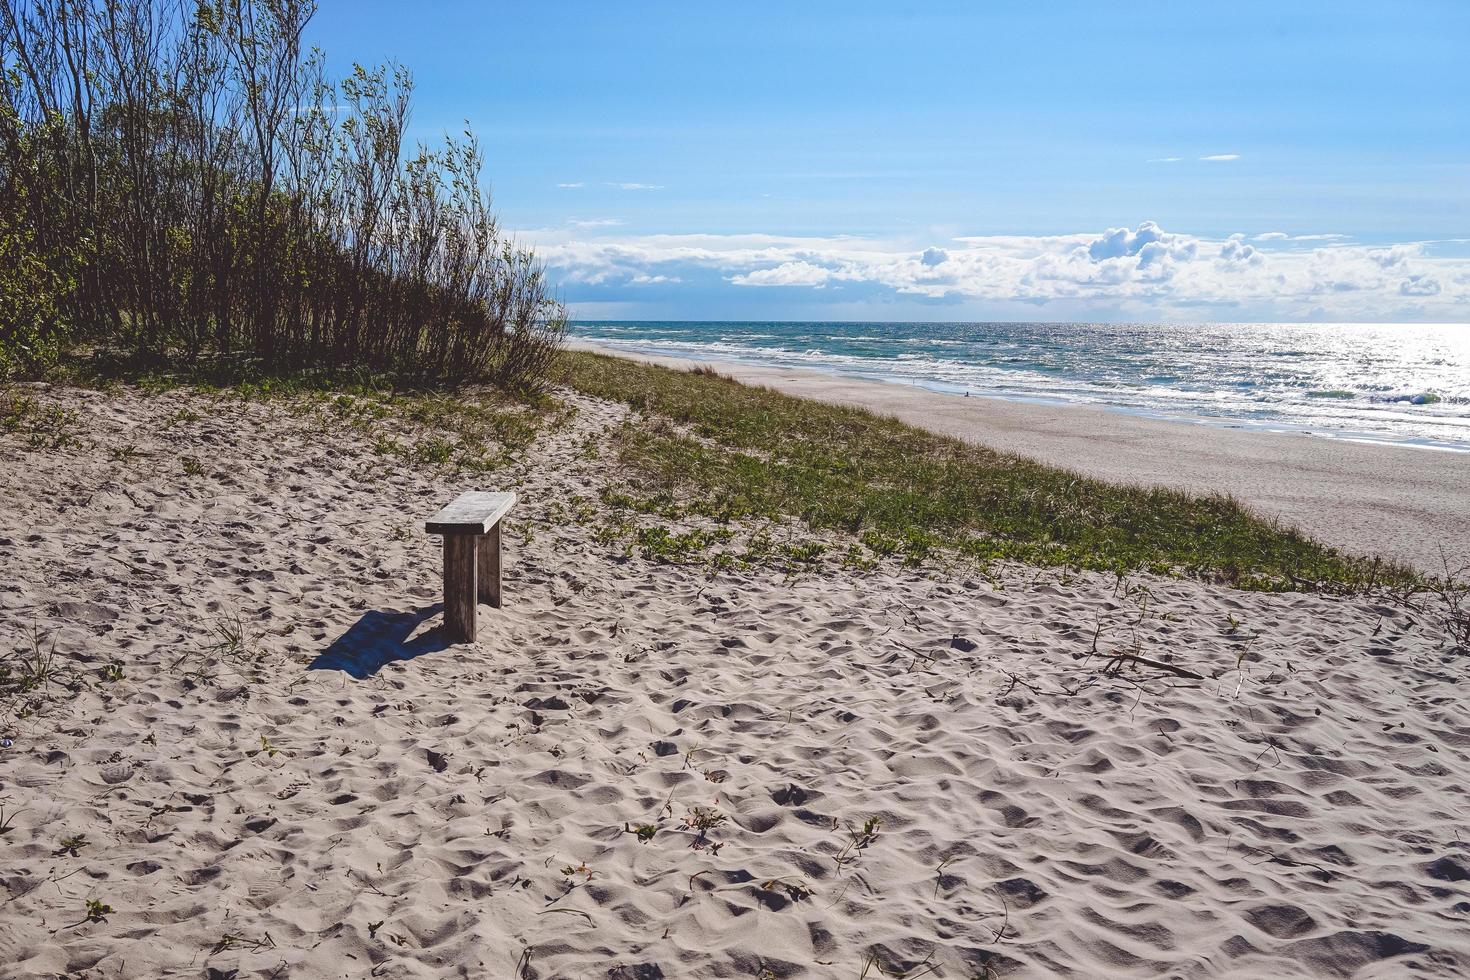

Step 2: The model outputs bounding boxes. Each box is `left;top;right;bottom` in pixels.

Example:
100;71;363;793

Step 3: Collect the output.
0;0;565;388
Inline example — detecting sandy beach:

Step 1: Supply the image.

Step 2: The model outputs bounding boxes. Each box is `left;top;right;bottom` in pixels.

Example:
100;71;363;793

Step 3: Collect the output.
571;343;1470;576
5;0;1469;975
1;374;1467;979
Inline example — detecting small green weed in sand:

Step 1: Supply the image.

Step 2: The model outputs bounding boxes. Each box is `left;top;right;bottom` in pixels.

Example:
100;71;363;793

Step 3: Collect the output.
247;735;279;759
1;393;81;450
164;407;201;428
57;834;89;856
1;628;84;719
412;436;455;466
681;806;727;833
833;815;883;874
211;614;251;658
624;822;658;843
560;861;595;884
638;526;731;563
171;613;270;685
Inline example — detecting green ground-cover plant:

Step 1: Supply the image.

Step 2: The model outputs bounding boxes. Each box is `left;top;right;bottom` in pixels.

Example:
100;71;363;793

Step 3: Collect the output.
0;627;85;720
56;834;88;856
564;351;1420;592
1;391;80;449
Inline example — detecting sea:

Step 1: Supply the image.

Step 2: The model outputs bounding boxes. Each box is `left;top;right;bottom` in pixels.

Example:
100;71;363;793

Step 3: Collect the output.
570;320;1470;453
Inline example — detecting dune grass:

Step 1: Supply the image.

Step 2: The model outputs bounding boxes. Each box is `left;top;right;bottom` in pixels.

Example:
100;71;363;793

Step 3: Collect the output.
8;346;1424;593
563;351;1418;592
20;352;562;479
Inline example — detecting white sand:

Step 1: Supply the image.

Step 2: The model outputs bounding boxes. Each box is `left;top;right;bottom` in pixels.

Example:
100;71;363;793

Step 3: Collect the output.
572;343;1470;576
2;381;1468;979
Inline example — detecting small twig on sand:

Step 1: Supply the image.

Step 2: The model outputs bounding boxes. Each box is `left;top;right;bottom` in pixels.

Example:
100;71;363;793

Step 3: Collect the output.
1;867;84;908
1102;652;1204;680
987;887;1013;944
1000;672;1046;697
1239;843;1333;881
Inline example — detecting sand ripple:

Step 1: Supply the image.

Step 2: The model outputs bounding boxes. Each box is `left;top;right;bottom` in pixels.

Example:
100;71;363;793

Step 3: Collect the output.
1;384;1467;978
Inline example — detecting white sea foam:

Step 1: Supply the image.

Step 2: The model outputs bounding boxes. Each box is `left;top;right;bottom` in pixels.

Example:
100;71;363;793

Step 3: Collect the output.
573;320;1470;450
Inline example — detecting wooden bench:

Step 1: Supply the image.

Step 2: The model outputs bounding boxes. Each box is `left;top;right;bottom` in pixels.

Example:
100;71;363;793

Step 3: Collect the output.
425;491;517;642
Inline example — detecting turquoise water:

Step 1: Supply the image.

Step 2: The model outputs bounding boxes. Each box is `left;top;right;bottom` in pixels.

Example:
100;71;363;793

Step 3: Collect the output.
571;320;1470;451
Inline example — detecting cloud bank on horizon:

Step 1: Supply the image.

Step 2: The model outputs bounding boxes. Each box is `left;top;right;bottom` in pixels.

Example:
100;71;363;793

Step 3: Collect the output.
527;221;1469;322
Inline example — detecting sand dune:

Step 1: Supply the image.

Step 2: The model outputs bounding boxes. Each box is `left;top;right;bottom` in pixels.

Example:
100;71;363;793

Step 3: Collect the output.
570;343;1470;576
2;381;1468;978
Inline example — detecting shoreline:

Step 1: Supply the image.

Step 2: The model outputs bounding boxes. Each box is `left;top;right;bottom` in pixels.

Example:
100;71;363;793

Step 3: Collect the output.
571;341;1470;574
576;339;1470;456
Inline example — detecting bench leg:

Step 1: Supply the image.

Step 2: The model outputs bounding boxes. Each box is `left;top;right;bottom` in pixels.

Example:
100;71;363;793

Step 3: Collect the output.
443;534;478;642
478;523;502;608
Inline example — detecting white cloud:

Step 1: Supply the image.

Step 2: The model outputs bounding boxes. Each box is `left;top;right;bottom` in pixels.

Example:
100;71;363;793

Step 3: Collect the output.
1368;245;1415;268
1147;154;1243;163
1399;274;1441;296
730;261;834;287
1255;232;1352;243
1087;220;1170;260
1220;234;1261;266
556;182;585;189
568;217;623;228
524;220;1470;318
609;182;663;191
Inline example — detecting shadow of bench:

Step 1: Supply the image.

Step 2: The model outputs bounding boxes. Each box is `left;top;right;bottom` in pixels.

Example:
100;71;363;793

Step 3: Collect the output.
309;604;448;678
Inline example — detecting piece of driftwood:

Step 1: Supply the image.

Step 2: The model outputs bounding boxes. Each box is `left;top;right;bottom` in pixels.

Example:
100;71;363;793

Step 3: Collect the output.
425;491;516;642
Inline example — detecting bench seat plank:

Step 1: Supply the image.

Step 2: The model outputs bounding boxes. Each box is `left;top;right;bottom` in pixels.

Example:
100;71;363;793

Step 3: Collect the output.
425;491;517;535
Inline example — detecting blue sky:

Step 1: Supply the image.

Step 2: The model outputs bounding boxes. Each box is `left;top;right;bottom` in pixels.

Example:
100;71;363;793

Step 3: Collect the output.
306;2;1470;321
